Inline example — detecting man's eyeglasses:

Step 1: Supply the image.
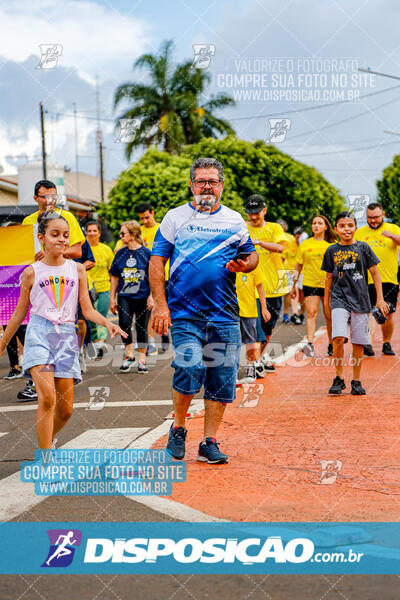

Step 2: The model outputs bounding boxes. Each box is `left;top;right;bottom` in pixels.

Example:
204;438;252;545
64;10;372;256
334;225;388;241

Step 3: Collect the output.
37;194;63;202
192;179;221;188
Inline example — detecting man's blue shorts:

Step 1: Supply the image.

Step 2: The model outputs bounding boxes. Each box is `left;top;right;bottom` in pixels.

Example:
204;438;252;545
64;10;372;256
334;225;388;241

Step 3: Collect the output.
171;319;241;403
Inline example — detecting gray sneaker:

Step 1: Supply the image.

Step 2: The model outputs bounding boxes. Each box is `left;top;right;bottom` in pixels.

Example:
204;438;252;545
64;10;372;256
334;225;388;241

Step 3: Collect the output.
120;356;135;373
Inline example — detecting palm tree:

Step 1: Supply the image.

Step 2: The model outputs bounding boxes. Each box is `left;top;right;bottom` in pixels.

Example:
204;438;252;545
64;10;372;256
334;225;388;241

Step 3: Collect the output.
114;40;235;157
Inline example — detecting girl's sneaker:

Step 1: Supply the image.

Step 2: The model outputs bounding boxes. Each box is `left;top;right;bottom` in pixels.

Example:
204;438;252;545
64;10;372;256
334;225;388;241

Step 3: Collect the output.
303;342;314;358
137;361;148;374
282;313;290;324
120;356;135;373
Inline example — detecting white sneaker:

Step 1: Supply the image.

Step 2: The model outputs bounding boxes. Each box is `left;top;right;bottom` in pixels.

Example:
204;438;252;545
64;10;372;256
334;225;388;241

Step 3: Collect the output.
51;438;58;450
254;361;266;379
261;353;275;371
241;363;257;384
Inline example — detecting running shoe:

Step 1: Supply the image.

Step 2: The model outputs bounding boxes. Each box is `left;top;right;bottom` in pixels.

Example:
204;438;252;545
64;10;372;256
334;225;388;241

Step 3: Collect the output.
351;380;366;395
254;361;266;379
242;363;257;383
290;314;302;325
328;376;346;395
303;342;314;358
51;438;58;450
137;361;148;374
86;342;97;360
298;314;305;324
282;313;290;324
197;438;228;464
94;340;107;361
382;342;395;356
17;381;37;401
120;356;135;373
3;367;22;380
327;343;333;356
166;425;187;460
146;343;158;356
363;344;375;357
260;354;275;371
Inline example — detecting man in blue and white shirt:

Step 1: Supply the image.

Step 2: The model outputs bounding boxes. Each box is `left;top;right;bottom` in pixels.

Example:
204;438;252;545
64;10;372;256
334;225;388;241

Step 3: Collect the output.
150;157;258;464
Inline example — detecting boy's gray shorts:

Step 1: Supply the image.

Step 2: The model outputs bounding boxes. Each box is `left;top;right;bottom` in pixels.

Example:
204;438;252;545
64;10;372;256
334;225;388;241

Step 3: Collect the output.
331;308;370;345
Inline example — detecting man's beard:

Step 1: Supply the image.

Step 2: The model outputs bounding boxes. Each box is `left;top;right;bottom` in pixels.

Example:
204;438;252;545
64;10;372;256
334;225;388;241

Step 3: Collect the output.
195;192;219;209
368;220;383;230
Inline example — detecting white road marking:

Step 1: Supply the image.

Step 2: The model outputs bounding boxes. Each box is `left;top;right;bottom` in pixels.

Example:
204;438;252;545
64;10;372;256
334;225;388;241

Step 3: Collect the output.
61;428;149;449
0;433;7;439
0;400;172;414
0;428;149;522
274;326;327;366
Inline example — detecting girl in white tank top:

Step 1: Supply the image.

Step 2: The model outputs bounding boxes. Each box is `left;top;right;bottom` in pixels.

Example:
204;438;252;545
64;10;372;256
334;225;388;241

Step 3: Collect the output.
0;210;126;450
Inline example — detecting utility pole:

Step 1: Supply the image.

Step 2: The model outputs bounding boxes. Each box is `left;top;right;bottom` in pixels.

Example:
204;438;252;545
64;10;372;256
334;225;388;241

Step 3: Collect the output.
39;102;47;178
95;76;105;204
73;102;80;201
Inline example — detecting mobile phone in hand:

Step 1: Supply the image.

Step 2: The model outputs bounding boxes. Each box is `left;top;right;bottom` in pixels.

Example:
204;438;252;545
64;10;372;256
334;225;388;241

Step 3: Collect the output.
234;252;251;263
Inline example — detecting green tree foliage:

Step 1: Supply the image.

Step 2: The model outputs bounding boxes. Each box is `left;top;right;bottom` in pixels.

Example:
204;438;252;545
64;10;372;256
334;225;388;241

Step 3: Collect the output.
376;155;400;223
100;137;344;237
114;40;235;157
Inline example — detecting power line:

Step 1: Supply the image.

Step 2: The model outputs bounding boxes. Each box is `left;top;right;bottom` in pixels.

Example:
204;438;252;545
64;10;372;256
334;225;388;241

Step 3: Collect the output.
229;84;400;120
299;139;399;158
287;96;400;141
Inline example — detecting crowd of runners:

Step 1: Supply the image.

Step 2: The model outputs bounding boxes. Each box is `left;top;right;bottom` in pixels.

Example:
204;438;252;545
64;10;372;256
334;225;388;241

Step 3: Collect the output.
0;157;399;463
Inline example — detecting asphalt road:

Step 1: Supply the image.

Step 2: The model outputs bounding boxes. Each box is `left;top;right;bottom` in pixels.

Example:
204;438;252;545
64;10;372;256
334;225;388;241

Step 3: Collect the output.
1;314;397;599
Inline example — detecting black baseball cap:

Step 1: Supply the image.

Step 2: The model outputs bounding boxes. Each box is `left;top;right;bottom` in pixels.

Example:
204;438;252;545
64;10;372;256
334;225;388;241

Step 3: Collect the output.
244;195;266;214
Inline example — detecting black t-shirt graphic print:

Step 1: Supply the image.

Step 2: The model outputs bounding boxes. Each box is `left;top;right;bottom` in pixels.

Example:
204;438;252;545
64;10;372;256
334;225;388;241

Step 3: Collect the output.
321;241;379;313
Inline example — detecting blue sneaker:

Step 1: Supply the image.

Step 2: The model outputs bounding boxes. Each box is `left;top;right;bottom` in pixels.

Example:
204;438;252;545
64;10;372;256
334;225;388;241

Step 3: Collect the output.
282;313;290;324
166;425;187;460
197;438;228;464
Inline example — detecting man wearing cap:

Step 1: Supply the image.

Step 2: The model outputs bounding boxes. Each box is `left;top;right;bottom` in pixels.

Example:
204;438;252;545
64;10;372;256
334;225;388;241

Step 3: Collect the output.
244;194;288;369
150;157;258;465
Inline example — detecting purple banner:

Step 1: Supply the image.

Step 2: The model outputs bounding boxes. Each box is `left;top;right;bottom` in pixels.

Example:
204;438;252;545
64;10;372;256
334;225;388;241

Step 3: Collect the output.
0;264;31;324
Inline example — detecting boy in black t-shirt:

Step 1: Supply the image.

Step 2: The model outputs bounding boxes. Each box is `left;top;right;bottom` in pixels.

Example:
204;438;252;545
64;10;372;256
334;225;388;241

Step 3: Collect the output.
322;212;388;395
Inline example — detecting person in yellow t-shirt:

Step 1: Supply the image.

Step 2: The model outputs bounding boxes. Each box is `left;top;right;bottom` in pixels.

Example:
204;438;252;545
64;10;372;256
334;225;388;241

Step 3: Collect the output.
22;180;85;260
244;195;287;370
277;219;302;325
354;202;400;356
86;221;115;344
236;266;270;382
291;215;336;357
136;202;169;355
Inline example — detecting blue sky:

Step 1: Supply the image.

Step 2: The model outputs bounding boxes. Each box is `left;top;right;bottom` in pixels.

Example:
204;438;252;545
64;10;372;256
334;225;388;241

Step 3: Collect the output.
1;0;400;204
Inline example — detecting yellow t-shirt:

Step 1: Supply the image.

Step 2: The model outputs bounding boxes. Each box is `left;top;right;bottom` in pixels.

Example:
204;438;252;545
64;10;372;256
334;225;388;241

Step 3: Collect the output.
282;232;298;270
354;223;400;284
88;242;114;293
141;223;160;250
296;238;331;288
22;209;85;247
236;266;264;318
114;239;124;253
246;221;289;297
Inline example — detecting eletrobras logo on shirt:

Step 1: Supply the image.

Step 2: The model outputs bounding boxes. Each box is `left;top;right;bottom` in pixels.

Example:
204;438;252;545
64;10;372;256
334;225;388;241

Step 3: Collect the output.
187;224;232;234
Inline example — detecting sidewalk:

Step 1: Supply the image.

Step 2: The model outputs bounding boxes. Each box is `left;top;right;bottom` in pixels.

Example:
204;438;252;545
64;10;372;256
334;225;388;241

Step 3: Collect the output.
154;328;400;522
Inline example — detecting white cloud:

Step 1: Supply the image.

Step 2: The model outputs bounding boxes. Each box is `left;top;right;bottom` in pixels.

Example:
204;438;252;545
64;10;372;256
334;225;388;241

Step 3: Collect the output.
0;0;152;80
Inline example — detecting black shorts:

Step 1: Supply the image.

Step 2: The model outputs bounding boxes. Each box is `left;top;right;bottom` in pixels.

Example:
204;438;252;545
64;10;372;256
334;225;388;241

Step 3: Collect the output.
256;297;282;340
240;317;258;344
303;285;325;298
368;282;399;311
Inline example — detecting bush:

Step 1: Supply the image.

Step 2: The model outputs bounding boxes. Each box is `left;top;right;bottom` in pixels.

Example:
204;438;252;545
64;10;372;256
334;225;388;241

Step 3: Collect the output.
100;136;344;237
